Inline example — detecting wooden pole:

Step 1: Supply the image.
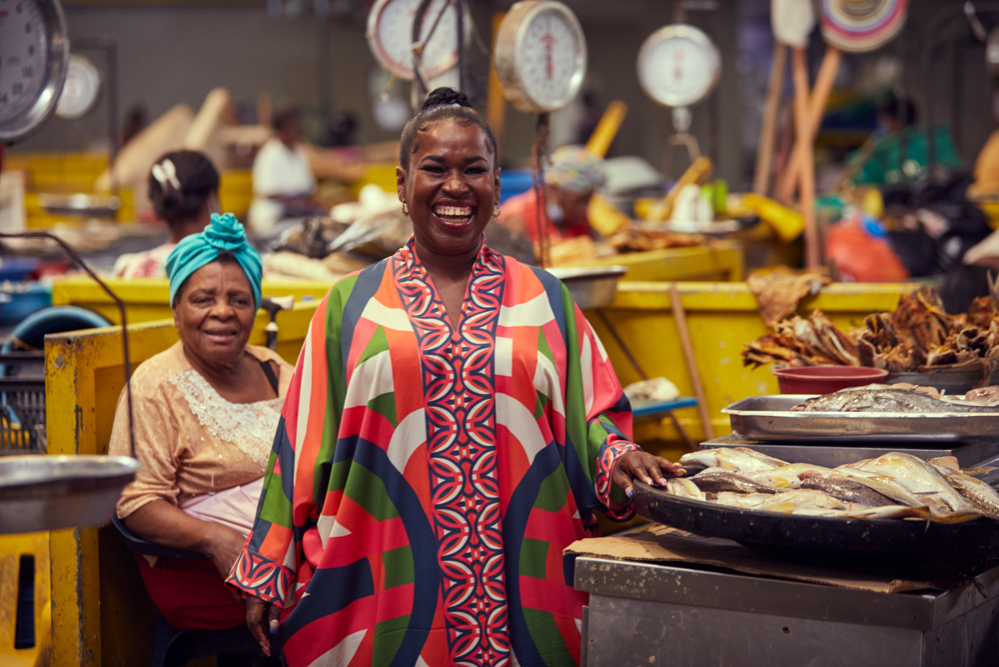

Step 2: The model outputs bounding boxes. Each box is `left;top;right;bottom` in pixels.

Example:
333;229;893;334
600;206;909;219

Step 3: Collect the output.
486;12;507;153
791;45;820;268
669;283;714;442
753;42;786;196
776;45;841;205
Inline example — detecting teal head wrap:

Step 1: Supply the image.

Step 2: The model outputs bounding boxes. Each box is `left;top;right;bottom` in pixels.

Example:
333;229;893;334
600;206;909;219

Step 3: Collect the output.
166;213;263;308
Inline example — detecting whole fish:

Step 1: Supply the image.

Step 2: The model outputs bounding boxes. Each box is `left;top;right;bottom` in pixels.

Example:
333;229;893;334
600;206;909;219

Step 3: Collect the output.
856;452;978;518
749;463;835;489
712;492;771;509
791;386;999;413
756;488;849;513
933;467;999;520
679;448;784;473
664;478;706;502
800;477;895;507
689;471;780;494
733;447;790;469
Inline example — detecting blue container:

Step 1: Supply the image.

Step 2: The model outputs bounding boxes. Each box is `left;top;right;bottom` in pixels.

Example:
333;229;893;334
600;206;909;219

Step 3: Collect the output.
0;258;40;283
499;169;535;203
0;285;53;327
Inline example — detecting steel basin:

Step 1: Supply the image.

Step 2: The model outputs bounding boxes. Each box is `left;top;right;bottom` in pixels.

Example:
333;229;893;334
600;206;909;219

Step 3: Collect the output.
0;455;140;534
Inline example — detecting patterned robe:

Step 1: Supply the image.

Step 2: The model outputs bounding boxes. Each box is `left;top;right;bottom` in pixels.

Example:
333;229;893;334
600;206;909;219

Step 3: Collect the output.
227;239;640;667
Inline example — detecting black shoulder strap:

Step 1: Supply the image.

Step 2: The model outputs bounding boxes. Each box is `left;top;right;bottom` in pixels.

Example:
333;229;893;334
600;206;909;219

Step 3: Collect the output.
259;359;280;395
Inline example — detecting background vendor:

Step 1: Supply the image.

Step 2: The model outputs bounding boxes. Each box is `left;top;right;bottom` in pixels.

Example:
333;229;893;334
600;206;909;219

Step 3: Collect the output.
248;105;322;234
498;144;606;242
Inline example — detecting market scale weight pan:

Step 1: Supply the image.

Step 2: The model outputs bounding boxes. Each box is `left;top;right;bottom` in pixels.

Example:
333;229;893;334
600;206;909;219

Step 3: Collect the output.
632;482;999;556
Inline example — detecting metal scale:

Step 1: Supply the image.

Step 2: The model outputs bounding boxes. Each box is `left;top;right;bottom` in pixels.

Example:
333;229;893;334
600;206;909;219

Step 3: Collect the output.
0;0;139;535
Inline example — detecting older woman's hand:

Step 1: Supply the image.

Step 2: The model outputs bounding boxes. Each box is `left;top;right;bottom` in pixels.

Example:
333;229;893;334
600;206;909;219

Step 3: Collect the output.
613;450;683;499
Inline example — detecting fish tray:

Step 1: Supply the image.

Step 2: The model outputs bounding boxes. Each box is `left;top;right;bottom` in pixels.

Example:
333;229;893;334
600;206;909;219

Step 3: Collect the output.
633;481;999;555
722;395;999;443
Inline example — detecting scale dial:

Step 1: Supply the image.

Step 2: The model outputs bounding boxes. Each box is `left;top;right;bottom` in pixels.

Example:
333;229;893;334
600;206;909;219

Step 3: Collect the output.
0;0;68;143
366;0;465;81
494;0;587;114
638;24;721;108
57;54;101;120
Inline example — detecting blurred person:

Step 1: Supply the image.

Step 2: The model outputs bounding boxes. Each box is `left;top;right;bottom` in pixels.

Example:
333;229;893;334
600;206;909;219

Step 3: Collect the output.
248;106;322;234
114;150;219;278
497;145;606;242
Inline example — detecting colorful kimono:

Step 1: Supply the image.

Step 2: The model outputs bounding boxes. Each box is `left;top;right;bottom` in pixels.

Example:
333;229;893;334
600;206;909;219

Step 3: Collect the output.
227;239;640;667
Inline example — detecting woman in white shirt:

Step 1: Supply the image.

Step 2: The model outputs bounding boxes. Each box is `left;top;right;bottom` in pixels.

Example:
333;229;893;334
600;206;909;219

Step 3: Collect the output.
248;106;321;234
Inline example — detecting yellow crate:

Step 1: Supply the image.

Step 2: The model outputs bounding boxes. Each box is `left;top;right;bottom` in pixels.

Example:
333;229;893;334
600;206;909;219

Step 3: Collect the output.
350;162;397;197
52;276;335;326
564;240;744;282
0;532;52;667
219;169;253;218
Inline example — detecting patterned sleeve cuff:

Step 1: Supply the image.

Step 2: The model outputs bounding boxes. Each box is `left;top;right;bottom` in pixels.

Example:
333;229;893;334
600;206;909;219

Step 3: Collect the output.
226;547;292;608
595;440;641;521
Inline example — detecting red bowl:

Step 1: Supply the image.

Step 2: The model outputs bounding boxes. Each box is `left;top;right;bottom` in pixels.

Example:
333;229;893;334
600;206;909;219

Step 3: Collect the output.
773;366;889;395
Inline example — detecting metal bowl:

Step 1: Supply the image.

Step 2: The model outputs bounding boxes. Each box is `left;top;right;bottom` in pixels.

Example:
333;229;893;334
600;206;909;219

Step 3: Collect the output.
547;265;627;310
38;193;120;218
0;455;140;534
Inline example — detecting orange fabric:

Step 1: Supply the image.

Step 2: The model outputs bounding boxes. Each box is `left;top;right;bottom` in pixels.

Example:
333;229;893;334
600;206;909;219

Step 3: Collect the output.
497;189;591;242
825;220;909;282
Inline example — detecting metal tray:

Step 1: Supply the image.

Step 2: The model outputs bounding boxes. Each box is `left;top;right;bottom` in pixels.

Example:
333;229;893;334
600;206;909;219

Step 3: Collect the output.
0;455;140;534
633;481;999;555
722;394;999;443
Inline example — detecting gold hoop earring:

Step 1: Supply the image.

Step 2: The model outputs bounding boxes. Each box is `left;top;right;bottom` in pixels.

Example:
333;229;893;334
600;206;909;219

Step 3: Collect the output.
492;204;501;218
402;202;409;216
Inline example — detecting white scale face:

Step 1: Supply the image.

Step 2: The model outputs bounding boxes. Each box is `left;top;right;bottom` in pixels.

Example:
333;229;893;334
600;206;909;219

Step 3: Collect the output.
638;24;721;109
494;1;586;115
57;55;101;120
367;0;462;81
0;0;49;126
517;8;583;112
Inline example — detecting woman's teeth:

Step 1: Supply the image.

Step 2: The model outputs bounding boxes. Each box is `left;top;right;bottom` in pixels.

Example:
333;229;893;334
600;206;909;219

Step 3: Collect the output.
433;205;474;224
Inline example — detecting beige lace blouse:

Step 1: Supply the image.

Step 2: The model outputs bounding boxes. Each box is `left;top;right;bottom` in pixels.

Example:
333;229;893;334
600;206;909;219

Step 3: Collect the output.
109;342;293;519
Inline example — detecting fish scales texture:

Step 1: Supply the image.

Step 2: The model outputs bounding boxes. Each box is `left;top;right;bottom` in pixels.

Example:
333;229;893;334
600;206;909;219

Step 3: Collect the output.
679;448;785;472
934;466;999;520
690;471;780;494
800;478;896;507
857;452;975;516
791;386;999;413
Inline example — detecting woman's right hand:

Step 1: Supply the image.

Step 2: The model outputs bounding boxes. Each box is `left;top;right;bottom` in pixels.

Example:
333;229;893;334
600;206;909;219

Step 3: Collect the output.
202;524;248;578
247;595;281;656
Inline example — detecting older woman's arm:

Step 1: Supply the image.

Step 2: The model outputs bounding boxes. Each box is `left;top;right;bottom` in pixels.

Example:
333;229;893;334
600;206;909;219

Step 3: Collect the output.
124;500;247;577
109;384;248;576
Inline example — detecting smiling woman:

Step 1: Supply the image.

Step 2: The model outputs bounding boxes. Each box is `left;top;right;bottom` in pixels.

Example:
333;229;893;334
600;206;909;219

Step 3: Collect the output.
107;213;293;632
227;88;681;667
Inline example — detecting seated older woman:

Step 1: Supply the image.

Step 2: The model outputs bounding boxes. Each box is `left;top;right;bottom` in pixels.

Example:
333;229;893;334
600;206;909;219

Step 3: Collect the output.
108;213;293;630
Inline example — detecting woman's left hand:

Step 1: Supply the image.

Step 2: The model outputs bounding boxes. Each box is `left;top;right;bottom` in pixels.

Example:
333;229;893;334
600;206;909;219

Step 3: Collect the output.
613;451;683;500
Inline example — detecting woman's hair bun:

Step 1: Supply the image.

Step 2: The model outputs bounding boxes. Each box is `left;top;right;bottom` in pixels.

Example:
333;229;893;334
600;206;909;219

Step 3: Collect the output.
422;87;471;112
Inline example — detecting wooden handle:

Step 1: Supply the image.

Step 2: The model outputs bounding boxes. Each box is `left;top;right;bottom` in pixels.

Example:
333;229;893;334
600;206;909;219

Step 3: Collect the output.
792;46;820;269
776;46;841;205
753;43;787;196
586;101;628;158
669;283;714;442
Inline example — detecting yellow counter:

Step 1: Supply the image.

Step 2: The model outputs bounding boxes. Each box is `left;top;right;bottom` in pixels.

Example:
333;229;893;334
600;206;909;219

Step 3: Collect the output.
52;277;334;326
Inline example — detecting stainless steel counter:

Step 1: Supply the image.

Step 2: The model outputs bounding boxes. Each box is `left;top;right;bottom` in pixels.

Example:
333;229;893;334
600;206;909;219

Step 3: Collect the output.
574;556;999;667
